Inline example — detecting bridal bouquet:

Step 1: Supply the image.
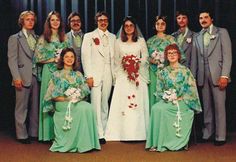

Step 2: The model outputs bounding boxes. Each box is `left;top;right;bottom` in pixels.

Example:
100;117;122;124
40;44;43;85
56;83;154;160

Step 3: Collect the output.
162;89;182;138
151;50;165;68
121;54;140;87
62;87;82;130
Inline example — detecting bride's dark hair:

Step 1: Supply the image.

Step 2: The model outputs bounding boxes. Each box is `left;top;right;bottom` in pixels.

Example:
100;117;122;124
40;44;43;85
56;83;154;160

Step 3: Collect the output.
120;16;138;42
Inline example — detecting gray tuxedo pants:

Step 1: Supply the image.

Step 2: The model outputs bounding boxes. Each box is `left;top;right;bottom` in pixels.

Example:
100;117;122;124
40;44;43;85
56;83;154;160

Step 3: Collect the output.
15;76;39;139
201;64;226;141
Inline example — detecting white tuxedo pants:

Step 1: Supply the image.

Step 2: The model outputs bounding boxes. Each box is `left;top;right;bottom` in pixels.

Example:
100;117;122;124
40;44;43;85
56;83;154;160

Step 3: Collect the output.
91;65;112;138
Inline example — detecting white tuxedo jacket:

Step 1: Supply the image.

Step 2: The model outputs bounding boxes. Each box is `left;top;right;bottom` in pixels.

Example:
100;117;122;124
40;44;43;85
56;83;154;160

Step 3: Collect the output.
81;29;116;86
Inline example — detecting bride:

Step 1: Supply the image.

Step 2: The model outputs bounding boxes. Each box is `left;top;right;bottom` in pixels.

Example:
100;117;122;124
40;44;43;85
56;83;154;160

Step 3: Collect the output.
105;16;149;141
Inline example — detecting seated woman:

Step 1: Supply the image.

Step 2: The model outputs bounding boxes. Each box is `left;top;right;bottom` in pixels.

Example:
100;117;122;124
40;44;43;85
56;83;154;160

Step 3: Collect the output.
146;44;202;152
44;47;101;153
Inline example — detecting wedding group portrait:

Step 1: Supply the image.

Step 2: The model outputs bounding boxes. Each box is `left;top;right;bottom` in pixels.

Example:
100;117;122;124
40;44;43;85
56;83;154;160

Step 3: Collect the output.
0;0;236;162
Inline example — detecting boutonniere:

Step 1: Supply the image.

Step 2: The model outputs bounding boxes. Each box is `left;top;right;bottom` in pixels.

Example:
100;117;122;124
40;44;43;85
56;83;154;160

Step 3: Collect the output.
186;38;192;43
93;37;100;45
210;34;216;40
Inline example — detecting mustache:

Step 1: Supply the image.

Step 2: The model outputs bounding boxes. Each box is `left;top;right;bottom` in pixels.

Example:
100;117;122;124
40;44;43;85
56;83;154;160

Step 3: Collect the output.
201;21;207;24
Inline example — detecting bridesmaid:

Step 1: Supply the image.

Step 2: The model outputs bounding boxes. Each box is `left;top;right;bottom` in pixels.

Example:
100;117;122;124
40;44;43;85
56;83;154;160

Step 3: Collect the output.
146;44;201;152
44;48;100;152
147;16;183;109
35;11;69;141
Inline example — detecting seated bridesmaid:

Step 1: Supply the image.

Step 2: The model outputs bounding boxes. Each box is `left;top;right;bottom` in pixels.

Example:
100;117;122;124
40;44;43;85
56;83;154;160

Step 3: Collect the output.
146;44;202;152
44;47;101;153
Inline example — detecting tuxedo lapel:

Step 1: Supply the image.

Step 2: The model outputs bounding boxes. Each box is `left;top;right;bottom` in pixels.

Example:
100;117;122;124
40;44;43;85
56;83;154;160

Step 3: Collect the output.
108;33;114;58
18;31;32;58
207;26;219;57
182;30;192;51
196;31;204;56
93;29;105;57
67;31;73;46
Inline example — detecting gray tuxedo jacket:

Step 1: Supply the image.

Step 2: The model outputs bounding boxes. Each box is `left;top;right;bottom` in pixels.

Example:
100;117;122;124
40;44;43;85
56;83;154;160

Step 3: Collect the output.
8;31;38;87
172;29;195;67
66;31;84;72
190;26;232;86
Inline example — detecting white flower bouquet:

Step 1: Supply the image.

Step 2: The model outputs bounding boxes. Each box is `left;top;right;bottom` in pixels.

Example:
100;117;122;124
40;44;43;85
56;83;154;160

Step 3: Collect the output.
151;50;165;68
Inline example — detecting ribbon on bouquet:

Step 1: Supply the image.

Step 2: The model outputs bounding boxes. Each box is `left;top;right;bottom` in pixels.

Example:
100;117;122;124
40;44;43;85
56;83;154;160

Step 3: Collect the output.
173;101;182;138
162;89;182;138
62;101;73;130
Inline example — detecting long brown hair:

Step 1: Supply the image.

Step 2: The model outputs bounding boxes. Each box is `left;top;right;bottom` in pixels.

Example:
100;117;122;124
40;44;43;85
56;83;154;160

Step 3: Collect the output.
43;11;65;43
120;16;138;42
57;48;79;71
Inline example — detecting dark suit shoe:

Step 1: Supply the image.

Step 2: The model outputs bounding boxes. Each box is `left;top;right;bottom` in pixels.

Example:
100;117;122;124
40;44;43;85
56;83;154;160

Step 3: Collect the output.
214;140;226;146
17;138;31;144
99;138;106;144
29;136;38;141
197;138;211;143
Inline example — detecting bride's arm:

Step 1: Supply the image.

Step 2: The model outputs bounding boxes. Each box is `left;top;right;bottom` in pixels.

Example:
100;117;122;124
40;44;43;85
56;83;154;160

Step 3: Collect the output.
114;39;122;78
139;38;150;83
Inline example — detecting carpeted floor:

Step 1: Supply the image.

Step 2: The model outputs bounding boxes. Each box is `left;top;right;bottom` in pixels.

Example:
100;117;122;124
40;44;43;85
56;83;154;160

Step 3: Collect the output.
0;131;236;162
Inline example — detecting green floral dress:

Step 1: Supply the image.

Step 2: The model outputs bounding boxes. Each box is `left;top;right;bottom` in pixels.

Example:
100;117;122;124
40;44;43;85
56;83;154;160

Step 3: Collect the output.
45;69;100;152
35;35;69;141
146;64;201;152
147;35;177;109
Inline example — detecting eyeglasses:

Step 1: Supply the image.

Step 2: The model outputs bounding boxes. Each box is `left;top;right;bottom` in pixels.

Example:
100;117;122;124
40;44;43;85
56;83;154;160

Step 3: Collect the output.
156;22;166;26
167;51;178;56
124;24;134;28
97;19;108;23
70;19;81;23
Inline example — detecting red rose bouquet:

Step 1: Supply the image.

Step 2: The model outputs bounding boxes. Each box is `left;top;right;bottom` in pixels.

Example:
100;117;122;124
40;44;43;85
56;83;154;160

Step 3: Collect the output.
121;54;140;87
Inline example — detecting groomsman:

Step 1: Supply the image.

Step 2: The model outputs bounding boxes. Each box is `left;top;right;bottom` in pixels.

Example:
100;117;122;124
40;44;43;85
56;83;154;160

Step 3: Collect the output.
172;10;195;68
81;11;115;144
191;10;232;146
67;12;84;73
8;11;39;144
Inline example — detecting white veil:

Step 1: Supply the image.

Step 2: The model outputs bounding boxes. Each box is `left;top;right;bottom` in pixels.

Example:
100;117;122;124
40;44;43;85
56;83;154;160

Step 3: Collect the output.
116;16;144;40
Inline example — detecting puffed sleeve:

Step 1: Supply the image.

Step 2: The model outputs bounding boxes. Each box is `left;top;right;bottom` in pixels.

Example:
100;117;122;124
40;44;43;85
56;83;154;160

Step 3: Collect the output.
75;71;90;99
43;71;65;112
181;68;202;113
34;36;55;63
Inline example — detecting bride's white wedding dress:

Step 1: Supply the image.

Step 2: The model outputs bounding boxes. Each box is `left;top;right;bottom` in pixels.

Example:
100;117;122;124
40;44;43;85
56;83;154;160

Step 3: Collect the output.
105;38;149;141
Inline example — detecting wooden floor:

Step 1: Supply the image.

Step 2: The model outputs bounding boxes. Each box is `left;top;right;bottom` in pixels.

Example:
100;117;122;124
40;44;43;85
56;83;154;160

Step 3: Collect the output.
1;131;236;162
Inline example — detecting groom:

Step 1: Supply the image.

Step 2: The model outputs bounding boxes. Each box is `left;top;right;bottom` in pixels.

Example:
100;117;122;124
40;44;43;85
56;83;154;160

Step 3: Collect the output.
81;11;115;144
